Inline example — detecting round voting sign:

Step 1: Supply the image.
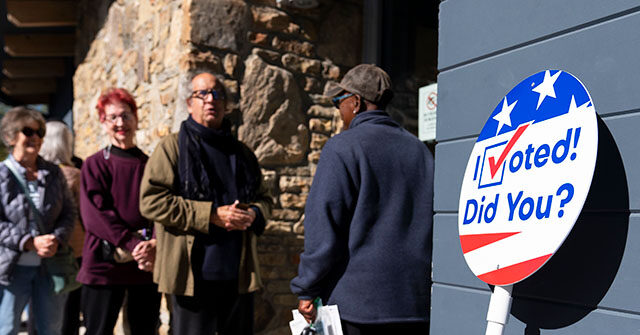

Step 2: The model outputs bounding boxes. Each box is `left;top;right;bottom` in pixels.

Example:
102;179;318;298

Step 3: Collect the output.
458;70;598;286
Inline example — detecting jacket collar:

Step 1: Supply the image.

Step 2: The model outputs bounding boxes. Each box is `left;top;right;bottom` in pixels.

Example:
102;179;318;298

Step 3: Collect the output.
349;110;400;130
7;154;51;182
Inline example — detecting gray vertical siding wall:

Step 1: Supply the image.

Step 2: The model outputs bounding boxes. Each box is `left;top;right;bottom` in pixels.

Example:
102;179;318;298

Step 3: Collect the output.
434;1;640;334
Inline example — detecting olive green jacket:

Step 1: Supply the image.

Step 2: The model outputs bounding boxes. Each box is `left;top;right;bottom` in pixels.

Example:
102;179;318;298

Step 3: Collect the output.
139;133;271;296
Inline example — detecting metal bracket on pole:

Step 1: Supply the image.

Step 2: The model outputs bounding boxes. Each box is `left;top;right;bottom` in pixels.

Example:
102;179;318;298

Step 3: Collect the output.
485;285;513;335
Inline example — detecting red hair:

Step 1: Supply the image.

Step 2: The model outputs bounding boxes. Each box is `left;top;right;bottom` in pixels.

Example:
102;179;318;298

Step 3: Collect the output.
96;88;138;122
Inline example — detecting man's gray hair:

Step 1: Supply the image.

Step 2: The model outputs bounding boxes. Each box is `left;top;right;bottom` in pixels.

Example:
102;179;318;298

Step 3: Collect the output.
40;121;74;165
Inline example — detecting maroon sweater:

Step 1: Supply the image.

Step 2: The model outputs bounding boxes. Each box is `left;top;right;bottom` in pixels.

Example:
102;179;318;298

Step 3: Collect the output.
77;147;153;285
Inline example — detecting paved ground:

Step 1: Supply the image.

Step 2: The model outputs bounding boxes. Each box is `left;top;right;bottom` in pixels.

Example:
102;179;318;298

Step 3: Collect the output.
17;295;171;335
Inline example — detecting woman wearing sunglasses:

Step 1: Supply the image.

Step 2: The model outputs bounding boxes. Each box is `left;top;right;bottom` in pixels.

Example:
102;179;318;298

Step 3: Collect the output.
0;107;76;334
77;88;160;335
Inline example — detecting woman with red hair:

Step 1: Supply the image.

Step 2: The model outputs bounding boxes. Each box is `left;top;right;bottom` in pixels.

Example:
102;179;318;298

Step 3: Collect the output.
77;88;160;335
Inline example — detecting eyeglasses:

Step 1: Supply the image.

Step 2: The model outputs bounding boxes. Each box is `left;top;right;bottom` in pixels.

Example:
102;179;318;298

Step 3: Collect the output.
104;112;135;124
21;127;45;138
332;93;354;108
191;89;225;101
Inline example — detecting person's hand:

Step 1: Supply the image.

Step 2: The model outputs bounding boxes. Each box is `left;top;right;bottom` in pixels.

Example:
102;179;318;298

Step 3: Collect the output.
211;200;256;231
298;299;316;324
132;239;156;272
33;234;59;258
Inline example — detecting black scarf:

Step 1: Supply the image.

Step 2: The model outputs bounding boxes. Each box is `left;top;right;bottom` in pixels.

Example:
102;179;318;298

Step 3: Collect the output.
178;116;261;205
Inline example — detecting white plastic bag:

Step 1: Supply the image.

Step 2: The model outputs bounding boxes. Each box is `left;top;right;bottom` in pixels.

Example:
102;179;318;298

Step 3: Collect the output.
314;304;343;335
289;301;344;335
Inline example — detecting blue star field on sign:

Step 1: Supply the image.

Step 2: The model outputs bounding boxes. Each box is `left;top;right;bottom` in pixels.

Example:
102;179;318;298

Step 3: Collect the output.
477;70;593;142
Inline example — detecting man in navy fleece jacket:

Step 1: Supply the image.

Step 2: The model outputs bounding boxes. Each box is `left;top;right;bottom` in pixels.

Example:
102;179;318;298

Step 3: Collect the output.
290;64;434;334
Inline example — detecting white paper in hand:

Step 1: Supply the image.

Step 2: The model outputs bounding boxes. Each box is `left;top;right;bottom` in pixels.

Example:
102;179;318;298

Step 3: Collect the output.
315;304;343;335
289;305;344;335
290;310;309;335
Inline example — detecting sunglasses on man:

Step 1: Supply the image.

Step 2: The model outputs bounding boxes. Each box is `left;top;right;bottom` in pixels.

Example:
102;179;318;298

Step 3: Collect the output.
332;93;354;108
21;127;45;138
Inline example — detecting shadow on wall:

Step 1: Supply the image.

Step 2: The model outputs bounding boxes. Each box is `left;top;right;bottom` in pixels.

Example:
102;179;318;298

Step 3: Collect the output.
510;116;629;332
75;0;115;65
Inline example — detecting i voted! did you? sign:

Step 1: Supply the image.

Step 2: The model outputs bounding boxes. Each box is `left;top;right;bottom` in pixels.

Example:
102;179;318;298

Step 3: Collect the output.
458;70;598;286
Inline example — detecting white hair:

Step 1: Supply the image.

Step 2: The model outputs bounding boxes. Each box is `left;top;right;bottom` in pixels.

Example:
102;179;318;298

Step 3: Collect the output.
40;121;74;165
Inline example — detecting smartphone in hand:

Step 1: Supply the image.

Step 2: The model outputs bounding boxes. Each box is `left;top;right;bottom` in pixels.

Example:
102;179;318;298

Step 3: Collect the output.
236;202;250;210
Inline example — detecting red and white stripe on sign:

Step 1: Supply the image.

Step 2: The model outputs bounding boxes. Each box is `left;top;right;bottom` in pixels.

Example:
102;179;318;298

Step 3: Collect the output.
459;232;552;286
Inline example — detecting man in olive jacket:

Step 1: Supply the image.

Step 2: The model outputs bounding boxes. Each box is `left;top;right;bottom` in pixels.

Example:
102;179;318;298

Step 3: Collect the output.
140;73;271;335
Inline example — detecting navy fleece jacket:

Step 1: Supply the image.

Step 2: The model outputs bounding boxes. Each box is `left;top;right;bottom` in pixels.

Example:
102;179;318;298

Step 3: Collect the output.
290;110;434;324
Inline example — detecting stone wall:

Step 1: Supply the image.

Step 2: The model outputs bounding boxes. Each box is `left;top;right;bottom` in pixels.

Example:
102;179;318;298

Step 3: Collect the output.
73;0;362;334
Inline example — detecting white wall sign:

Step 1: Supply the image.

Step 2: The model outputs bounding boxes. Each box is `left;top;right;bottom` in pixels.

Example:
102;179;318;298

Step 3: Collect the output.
418;83;437;142
458;70;598;286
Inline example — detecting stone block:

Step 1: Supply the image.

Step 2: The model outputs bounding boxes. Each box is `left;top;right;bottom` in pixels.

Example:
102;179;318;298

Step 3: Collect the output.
271;209;302;221
248;31;270;46
189;0;249;52
322;61;341;80
155;125;170;137
223;53;239;78
281;53;321;75
239;55;309;166
260;266;297;280
307;150;321;164
309;118;331;134
271;36;314;58
279;176;312;193
309;133;328;150
276;166;310;176
279;193;308;209
250;0;277;5
273;294;298;307
223;79;239;98
257;234;285;244
332;110;344;135
262;169;277;192
310;94;332;106
251;5;291;32
185;51;223;74
267;280;294;294
303;76;321;93
251;47;280;64
259;252;287;266
292;214;305;235
286;22;301;35
257;242;285;253
160;92;172;105
306;105;336;119
122;50;139;73
265;220;293;233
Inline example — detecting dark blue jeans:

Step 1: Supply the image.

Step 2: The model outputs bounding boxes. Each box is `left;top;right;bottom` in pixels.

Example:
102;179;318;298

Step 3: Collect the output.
0;265;64;335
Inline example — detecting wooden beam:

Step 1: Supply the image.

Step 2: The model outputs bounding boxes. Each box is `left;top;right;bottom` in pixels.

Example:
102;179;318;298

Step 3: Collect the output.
1;78;57;95
6;1;77;28
2;59;66;78
4;34;75;57
10;94;51;105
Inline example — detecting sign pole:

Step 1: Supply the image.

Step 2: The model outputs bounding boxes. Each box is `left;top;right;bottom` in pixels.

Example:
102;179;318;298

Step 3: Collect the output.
485;285;513;335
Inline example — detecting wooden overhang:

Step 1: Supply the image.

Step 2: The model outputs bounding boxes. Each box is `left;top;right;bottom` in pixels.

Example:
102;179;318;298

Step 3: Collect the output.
6;1;77;28
0;0;77;106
